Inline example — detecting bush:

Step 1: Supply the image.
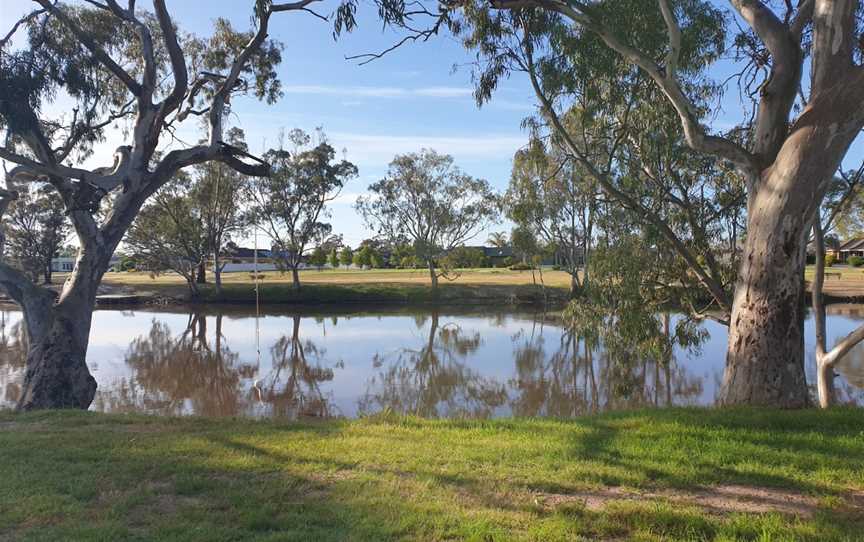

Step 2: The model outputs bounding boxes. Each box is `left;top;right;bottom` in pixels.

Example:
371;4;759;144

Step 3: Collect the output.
509;262;535;271
848;255;863;267
825;254;836;267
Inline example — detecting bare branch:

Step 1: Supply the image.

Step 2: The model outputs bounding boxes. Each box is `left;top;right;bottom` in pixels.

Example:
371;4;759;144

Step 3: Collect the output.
0;7;46;50
153;0;189;124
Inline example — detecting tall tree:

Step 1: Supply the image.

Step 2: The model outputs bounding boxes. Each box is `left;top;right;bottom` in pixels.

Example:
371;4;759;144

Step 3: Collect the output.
248;128;357;289
372;0;841;406
3;186;69;284
125;175;208;297
356;149;499;294
506;142;598;296
0;0;370;410
191;127;250;294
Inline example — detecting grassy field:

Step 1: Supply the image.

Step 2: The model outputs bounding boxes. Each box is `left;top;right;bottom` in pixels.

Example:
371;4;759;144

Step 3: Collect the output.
2;408;863;541
94;268;574;304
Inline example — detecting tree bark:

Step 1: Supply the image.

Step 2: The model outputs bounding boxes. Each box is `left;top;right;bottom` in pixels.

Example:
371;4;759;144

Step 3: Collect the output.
291;266;301;290
17;313;96;410
720;182;809;407
427;259;438;296
213;251;222;294
196;262;206;284
16;291;97;410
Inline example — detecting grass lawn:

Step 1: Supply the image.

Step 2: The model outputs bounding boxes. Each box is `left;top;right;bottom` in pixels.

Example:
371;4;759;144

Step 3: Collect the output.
2;408;863;541
93;268;574;304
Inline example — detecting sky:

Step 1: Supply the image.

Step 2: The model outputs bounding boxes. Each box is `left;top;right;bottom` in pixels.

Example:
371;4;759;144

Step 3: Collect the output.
2;0;864;248
2;0;537;247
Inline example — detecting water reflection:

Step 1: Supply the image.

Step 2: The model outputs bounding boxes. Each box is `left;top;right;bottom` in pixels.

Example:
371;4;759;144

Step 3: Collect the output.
358;312;507;418
1;306;863;418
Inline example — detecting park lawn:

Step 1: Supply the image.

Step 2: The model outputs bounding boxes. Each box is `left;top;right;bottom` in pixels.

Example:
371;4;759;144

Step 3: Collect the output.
93;268;574;304
1;408;863;541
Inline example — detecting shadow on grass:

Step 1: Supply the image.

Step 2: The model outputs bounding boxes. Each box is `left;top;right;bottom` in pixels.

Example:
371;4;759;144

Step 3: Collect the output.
1;408;862;541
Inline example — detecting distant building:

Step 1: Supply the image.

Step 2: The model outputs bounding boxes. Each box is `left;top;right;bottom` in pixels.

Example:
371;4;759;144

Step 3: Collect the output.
830;237;864;263
51;255;121;272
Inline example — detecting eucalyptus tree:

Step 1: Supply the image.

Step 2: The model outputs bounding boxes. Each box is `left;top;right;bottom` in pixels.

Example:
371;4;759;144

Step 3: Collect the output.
125;174;208;297
506;141;599;296
247;129;358;290
356;149;499;293
191;127;250;294
0;0;380;410
446;0;864;407
3;187;69;284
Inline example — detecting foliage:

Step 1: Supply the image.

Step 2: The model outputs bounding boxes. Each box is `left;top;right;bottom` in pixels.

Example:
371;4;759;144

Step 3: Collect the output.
442;246;488;269
2;186;69;284
328;248;339;269
356;149;498;286
125;173;207;296
308;245;328;269
825;254;837;268
353;245;374;268
247;128;357;285
339;246;353;267
506;141;597;287
848;255;864;268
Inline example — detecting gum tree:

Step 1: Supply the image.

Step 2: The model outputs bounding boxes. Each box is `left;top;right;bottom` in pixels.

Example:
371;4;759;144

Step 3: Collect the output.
0;0;365;410
370;0;864;407
247;128;358;290
356;149;499;293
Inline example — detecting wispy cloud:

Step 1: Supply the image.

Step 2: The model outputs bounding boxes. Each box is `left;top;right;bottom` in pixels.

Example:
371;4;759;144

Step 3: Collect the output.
330;132;527;169
281;84;473;99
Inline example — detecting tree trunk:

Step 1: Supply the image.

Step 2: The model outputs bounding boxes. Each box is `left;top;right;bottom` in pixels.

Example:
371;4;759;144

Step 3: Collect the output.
213;251;222;294
569;272;580;298
196;262;206;284
816;360;835;409
427;259;438;296
17;306;96;410
720;178;813;408
291;266;301;290
43;263;52;285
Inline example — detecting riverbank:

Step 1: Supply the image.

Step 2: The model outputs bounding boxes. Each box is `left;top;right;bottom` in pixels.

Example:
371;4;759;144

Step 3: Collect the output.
1;408;862;541
97;268;573;305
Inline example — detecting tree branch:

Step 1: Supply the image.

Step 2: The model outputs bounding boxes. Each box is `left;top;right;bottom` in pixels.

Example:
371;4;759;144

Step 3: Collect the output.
33;0;143;96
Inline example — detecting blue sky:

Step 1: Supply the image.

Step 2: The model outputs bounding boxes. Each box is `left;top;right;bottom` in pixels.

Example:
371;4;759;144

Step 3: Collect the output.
2;0;863;247
3;0;536;246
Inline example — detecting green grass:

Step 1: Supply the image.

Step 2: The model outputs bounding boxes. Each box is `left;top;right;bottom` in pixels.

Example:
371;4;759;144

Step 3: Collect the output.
2;408;863;541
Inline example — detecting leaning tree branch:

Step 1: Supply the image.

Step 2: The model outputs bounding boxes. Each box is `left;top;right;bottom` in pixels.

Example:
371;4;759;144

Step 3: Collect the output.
488;0;760;178
0;6;47;50
522;38;732;316
153;0;189;126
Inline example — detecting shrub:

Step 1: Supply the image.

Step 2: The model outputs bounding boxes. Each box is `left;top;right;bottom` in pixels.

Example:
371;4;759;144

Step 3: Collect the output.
509;262;535;271
825;254;836;267
848;255;863;267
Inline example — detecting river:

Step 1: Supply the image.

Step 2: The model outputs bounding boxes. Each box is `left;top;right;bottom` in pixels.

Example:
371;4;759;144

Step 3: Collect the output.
2;305;863;418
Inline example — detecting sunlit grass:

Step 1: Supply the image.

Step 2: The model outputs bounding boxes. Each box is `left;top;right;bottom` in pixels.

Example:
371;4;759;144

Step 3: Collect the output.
1;408;862;540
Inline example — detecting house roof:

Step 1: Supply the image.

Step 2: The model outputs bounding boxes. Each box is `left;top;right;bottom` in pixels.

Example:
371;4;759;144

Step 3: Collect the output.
225;247;272;259
837;238;864;252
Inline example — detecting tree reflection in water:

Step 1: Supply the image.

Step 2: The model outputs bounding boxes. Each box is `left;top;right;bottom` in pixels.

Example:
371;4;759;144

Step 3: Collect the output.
507;312;706;417
95;312;339;418
95;313;248;416
253;316;337;418
359;311;508;418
